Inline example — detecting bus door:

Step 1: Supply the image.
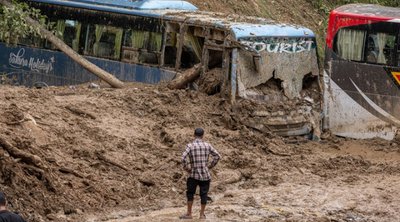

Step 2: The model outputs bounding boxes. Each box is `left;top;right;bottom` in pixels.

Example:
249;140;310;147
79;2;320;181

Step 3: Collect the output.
233;36;321;136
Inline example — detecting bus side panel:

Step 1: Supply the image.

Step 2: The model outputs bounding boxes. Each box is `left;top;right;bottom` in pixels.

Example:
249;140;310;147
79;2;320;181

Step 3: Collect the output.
87;57;176;84
0;43;176;86
323;58;399;140
1;43;64;86
324;71;397;140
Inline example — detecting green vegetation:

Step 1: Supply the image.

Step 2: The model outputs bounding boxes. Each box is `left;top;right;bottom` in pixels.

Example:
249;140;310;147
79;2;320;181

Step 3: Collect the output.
0;0;46;44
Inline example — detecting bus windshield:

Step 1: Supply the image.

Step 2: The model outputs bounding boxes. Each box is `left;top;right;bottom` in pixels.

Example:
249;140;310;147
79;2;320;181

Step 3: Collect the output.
238;35;318;100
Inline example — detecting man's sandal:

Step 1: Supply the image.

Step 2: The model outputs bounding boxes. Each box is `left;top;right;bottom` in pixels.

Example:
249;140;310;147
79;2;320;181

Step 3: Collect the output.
179;214;193;219
200;214;206;219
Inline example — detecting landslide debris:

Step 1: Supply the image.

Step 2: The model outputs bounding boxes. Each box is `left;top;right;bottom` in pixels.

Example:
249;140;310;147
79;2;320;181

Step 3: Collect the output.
1;83;399;222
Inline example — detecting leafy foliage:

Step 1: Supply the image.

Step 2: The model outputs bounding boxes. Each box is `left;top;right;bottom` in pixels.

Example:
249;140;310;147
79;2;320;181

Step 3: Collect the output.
0;0;46;44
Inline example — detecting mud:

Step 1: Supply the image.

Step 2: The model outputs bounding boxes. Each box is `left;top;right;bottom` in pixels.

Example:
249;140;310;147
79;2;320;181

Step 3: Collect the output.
197;68;224;95
0;83;399;222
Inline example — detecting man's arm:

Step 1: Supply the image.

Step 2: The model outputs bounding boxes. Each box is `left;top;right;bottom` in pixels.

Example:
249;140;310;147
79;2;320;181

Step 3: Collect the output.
181;144;191;172
208;145;221;169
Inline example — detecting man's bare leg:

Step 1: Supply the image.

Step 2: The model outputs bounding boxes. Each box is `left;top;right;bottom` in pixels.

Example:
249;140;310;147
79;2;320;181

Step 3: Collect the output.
186;201;193;216
180;201;193;219
200;204;206;219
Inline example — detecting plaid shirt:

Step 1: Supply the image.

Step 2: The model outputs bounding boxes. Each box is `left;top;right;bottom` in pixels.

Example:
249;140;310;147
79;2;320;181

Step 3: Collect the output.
182;138;221;181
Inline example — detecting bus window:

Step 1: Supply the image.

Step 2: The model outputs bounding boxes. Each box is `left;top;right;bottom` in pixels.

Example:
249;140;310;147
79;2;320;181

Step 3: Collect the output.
148;32;162;52
181;27;204;68
95;25;123;60
18;35;43;48
58;20;81;52
122;29;161;65
181;30;202;68
81;24;94;55
164;32;178;67
208;49;222;69
366;32;396;65
144;31;162;64
398;33;400;67
335;28;366;61
81;24;123;60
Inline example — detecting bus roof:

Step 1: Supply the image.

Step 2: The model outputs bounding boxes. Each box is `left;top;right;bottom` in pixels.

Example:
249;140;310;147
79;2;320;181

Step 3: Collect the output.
31;0;198;11
162;11;315;39
326;4;400;49
333;4;400;21
29;0;315;39
231;24;314;39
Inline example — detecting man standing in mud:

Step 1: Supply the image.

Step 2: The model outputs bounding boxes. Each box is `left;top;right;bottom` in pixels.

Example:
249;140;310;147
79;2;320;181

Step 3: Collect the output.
180;128;221;219
0;192;26;222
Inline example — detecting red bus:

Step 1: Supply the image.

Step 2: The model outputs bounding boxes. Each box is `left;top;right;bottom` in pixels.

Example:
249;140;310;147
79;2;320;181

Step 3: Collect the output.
323;4;400;140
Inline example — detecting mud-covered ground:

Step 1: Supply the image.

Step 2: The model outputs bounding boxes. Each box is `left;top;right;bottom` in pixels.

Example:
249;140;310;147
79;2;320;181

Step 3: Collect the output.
0;83;399;222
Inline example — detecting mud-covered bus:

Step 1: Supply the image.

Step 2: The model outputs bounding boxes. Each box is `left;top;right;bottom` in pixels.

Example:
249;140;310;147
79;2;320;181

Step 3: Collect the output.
0;0;320;136
323;4;400;140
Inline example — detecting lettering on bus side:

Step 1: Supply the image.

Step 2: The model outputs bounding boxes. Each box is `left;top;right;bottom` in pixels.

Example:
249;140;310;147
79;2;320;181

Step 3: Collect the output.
8;48;54;74
240;39;314;54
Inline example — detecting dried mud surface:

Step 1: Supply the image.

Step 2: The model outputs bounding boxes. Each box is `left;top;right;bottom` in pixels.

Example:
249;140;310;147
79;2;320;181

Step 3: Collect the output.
0;83;399;222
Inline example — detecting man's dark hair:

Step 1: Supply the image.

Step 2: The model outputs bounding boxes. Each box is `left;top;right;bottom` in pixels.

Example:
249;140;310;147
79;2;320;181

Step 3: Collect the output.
0;192;6;206
194;128;204;137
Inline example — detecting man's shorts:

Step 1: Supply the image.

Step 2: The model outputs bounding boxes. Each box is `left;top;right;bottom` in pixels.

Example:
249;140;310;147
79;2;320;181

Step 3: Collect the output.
186;177;210;204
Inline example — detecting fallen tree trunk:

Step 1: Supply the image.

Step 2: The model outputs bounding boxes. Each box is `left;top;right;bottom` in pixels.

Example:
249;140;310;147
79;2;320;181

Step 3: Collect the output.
0;0;124;88
168;64;202;89
96;152;129;171
65;105;96;119
59;166;84;178
0;136;43;168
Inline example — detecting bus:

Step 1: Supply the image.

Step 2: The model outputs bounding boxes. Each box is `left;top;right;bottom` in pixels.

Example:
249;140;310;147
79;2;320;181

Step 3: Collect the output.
0;0;320;136
323;4;400;140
